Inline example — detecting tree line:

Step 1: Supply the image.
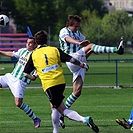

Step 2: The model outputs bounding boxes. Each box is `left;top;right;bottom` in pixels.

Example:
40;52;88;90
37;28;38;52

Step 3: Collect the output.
1;0;133;46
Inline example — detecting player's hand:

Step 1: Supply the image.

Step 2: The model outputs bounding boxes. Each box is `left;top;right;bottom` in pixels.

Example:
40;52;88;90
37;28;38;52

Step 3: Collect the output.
80;62;89;71
32;71;38;80
32;75;37;81
80;40;90;47
24;73;37;81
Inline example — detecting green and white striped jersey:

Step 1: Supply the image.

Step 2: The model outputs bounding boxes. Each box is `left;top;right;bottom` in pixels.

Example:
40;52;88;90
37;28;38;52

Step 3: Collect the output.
11;48;33;84
59;27;85;54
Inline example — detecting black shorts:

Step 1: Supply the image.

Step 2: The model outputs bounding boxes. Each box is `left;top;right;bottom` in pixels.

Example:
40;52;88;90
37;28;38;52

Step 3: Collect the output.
45;84;65;108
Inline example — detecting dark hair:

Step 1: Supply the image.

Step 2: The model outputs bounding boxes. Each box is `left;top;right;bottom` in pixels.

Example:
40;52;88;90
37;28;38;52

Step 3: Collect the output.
66;15;81;27
34;30;48;45
28;36;35;40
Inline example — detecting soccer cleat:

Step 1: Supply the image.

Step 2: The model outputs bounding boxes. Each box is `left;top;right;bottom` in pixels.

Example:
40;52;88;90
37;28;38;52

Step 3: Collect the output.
34;118;41;128
85;116;99;133
117;36;124;55
59;115;65;129
116;118;131;129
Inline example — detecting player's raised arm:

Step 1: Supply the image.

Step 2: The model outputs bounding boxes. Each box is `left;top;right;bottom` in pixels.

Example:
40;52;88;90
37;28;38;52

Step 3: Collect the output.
0;50;14;57
58;48;89;71
24;73;36;81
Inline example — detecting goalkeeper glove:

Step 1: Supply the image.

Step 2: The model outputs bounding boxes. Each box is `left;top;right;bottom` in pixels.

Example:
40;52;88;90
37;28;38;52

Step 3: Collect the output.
80;62;89;71
31;70;38;81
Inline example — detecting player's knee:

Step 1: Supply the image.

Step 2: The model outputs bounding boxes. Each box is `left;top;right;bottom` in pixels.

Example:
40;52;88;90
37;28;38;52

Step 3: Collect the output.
89;43;95;48
15;98;23;107
15;102;22;107
77;90;82;96
84;43;94;52
74;90;82;97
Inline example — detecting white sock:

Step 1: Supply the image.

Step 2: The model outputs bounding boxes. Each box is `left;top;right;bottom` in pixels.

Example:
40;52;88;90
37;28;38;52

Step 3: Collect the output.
51;108;60;133
63;108;86;123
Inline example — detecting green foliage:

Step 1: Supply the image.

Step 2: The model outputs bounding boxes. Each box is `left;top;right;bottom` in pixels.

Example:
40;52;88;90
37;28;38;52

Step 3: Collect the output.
13;0;57;35
80;10;133;46
1;0;106;37
1;0;133;44
81;10;101;44
101;10;133;46
55;0;106;39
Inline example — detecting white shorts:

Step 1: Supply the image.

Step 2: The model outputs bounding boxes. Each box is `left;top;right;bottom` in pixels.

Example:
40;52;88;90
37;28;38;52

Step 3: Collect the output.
66;48;87;82
0;73;27;98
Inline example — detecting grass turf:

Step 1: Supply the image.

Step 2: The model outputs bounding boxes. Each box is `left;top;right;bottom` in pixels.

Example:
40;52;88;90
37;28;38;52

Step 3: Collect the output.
0;59;133;87
0;87;133;133
0;53;133;132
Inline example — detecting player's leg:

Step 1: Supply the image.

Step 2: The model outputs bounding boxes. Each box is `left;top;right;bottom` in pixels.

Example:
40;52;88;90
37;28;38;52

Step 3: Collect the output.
59;76;83;128
127;108;133;126
15;97;37;121
60;76;83;128
116;118;131;129
116;108;133;129
58;102;99;133
14;97;41;128
0;73;41;128
8;74;41;128
65;76;83;108
84;37;124;56
47;84;99;133
0;74;9;88
65;50;86;109
60;51;86;128
51;107;60;133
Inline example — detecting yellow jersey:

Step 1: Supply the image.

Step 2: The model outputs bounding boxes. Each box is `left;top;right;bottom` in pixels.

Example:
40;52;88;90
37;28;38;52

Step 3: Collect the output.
24;46;72;91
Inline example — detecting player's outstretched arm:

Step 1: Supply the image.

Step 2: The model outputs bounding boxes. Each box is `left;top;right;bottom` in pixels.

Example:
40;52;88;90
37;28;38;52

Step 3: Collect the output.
59;48;89;71
70;57;89;71
79;40;90;47
24;73;37;81
0;50;14;57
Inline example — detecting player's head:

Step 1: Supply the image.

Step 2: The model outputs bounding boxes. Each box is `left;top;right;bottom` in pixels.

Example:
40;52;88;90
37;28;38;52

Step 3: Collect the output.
34;30;48;45
26;37;37;51
66;15;81;32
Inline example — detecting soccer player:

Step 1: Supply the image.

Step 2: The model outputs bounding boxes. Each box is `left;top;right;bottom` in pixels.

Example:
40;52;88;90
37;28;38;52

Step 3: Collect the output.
59;14;124;128
0;37;41;128
23;30;99;133
116;108;133;129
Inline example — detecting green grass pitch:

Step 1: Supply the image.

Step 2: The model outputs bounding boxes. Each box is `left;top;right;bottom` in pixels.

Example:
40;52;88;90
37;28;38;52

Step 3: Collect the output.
0;53;133;132
0;87;133;133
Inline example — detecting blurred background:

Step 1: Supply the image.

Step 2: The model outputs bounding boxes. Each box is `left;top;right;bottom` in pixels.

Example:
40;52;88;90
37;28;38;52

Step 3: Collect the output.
0;0;133;48
0;0;133;88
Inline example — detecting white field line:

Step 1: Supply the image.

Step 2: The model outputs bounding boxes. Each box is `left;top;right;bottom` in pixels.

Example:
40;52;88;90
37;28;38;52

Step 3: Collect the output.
1;85;133;89
0;105;131;109
0;119;121;123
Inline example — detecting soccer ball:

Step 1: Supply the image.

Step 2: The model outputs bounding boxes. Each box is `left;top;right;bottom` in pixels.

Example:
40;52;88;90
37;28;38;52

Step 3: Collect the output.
0;14;9;27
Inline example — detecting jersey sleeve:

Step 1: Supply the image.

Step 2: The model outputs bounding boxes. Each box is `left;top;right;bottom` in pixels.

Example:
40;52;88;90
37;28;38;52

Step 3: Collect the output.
12;48;26;58
24;53;35;74
12;49;22;58
58;48;72;62
78;31;86;41
59;27;70;41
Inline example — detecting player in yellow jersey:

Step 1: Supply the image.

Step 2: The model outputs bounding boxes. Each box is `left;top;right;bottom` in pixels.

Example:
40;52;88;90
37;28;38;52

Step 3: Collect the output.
23;30;99;133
